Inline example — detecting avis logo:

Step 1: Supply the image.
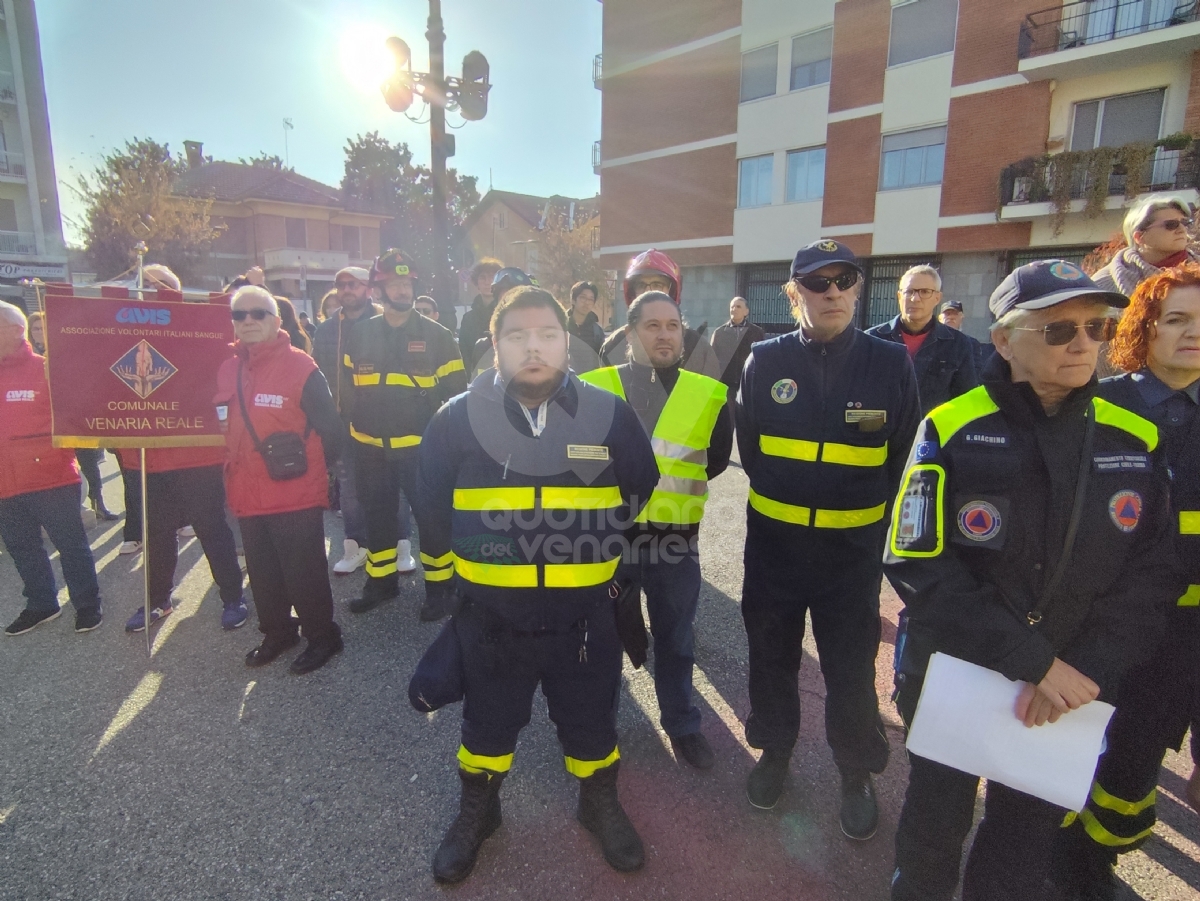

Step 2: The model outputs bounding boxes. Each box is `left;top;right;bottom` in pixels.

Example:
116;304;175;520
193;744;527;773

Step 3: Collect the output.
5;389;34;401
253;393;284;409
116;307;171;325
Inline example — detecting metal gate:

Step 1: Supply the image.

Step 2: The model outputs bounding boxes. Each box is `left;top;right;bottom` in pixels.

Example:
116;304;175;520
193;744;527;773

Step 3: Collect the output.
1005;246;1093;272
736;262;793;332
859;255;942;329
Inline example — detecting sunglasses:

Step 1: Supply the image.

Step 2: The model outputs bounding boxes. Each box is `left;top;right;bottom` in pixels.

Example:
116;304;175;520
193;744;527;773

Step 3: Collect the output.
231;308;275;322
1147;217;1193;232
1012;317;1117;346
795;272;859;293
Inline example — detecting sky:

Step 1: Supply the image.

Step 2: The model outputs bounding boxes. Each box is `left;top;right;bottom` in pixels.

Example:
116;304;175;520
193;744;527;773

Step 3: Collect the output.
37;0;603;244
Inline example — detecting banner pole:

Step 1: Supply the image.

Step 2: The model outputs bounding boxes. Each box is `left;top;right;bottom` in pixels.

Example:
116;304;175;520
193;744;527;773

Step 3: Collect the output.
141;447;151;657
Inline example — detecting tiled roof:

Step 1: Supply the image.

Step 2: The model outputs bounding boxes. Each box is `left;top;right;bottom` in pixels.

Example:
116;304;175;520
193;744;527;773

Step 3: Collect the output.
171;161;346;208
465;190;600;232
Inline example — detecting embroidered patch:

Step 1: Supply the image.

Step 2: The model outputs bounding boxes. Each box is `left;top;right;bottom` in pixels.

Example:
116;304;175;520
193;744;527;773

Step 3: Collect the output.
771;379;798;404
1049;261;1085;280
1093;453;1150;473
567;444;610;461
914;440;938;462
957;501;1002;542
817;240;839;252
1109;490;1143;532
963;432;1009;447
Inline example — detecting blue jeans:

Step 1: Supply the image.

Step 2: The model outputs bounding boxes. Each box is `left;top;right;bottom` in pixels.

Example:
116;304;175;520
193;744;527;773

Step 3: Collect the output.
336;453;410;543
0;483;101;615
635;537;703;737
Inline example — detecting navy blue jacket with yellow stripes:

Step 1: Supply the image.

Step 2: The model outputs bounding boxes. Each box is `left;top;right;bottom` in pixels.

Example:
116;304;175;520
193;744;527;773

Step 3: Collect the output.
415;370;659;630
736;324;921;550
342;310;467;453
884;361;1183;705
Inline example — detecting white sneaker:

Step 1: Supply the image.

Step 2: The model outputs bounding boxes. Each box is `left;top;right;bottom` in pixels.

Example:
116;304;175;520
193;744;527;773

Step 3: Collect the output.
81;507;97;530
237;552;247;573
397;539;417;573
334;539;367;574
119;540;142;555
178;525;196;538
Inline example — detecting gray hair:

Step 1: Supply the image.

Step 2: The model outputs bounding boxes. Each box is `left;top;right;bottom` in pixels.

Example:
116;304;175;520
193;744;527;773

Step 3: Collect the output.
1123;194;1192;246
231;285;279;316
900;264;942;291
0;299;26;328
142;263;182;291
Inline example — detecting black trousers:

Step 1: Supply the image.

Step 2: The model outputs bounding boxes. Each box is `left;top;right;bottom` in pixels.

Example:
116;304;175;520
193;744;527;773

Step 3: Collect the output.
354;444;421;587
892;752;1066;901
740;511;889;774
75;449;104;505
239;506;338;645
118;456;142;542
145;465;243;610
456;602;621;772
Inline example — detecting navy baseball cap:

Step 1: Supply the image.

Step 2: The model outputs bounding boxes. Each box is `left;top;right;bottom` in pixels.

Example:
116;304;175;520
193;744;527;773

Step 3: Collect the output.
941;300;964;313
791;239;863;278
989;259;1129;319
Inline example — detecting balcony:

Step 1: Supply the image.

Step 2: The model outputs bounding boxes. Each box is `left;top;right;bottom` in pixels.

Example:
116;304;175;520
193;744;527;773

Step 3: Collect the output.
593;53;603;89
0;149;25;178
592;140;602;175
0;70;16;104
262;247;351;280
0;230;36;255
1019;0;1200;80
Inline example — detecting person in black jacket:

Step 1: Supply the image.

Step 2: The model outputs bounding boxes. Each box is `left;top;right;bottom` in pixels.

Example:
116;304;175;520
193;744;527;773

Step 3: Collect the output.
884;260;1182;901
710;296;766;392
566;280;606;355
1053;262;1200;897
415;286;659;883
736;239;921;837
866;265;978;415
458;257;503;371
939;299;992;372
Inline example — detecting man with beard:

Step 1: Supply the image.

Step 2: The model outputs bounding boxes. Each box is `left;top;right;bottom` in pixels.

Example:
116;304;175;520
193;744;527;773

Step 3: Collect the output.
342;250;467;619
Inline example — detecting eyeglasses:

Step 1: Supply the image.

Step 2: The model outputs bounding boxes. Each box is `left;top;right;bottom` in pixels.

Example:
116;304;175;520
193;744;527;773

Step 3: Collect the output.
795;272;859;293
901;287;939;299
231;308;274;322
1146;217;1193;233
1012;317;1117;346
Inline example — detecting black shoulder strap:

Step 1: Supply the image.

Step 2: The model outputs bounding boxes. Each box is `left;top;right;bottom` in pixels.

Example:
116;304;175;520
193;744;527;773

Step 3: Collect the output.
235;359;265;453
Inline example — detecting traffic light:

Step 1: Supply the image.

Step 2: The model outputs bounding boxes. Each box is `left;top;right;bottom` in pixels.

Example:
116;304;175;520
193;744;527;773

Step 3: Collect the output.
458;50;489;121
381;37;413;113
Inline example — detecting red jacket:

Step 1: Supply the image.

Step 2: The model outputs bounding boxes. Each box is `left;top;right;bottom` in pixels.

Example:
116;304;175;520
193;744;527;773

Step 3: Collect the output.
0;339;79;500
214;332;328;518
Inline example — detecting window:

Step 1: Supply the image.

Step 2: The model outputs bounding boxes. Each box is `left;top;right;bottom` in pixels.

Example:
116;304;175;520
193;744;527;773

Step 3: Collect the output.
889;0;958;67
880;126;946;190
740;44;778;102
786;147;825;202
1070;89;1165;151
341;225;361;258
738;155;774;207
0;198;17;232
285;217;307;248
791;28;832;90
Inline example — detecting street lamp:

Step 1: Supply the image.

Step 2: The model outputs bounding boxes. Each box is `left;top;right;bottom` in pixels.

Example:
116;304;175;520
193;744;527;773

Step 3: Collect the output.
380;0;491;305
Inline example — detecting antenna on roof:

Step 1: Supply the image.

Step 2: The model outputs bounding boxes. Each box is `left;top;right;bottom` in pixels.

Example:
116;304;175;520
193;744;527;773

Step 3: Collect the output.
282;118;294;168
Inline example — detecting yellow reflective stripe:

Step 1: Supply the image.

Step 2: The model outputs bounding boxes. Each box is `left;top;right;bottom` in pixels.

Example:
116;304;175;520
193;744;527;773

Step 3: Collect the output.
367;548;398;563
352;372;381;386
458;745;513;774
436;358;466;379
1077;808;1156;848
814;503;886;529
453;555;538;588
343;354;353;368
1090;783;1156;817
564;747;620;778
760;435;819;461
928;386;1000;443
749;488;811;525
424;568;454;582
1180;511;1200;535
636;492;707;525
578;366;626;399
349;426;383;447
655;475;706;497
542;486;622;509
454;487;536;511
889;464;947;559
544;558;620;588
413;374;437;388
365;561;397;577
388;435;421;448
1092;397;1159;452
421;550;454;568
658;456;708;481
822;441;887;467
654;370;726;450
1179;584;1200;607
384;373;417;386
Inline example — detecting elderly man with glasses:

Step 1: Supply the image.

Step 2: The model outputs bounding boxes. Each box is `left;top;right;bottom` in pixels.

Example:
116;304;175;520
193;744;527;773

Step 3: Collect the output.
734;239;921;838
867;265;979;416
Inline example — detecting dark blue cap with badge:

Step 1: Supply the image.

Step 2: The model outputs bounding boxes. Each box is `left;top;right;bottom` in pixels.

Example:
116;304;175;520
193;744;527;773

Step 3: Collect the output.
988;259;1129;319
791;239;863;278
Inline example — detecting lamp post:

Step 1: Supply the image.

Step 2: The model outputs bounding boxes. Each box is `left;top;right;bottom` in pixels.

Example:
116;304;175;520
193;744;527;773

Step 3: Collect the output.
382;0;490;304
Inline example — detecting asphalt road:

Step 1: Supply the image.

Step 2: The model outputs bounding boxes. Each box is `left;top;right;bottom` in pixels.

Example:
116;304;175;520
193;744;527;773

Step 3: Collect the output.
0;453;1197;901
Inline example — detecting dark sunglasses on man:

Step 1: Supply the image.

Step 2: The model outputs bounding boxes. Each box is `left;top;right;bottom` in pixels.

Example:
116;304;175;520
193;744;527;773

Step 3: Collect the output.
231;308;275;322
1012;317;1117;346
794;271;860;293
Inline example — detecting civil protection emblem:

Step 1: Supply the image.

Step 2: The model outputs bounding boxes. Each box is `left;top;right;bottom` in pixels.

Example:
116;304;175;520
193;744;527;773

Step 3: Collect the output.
1049;261;1084;280
957;500;1001;542
111;339;177;399
1108;490;1143;533
771;379;798;403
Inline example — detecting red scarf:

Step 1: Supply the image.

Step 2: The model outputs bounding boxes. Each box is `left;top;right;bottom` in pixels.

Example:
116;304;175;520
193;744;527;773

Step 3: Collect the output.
1155;249;1190;269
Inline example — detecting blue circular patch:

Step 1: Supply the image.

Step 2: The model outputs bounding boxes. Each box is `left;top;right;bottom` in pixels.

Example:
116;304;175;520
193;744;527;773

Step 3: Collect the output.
958;500;1001;542
1049;261;1084;280
771;379;798;404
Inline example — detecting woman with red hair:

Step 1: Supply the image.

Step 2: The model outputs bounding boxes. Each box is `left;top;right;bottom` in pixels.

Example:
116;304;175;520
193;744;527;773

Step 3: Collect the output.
1056;263;1200;896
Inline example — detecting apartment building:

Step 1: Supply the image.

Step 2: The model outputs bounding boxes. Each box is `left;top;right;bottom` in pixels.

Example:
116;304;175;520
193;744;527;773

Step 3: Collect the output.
0;0;68;302
597;0;1200;337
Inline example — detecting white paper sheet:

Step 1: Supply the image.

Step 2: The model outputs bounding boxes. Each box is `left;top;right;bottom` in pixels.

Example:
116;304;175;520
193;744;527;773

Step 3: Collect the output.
905;652;1115;812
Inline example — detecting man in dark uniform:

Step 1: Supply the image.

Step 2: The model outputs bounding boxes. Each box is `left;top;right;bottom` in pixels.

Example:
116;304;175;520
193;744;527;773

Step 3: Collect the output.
342;249;468;618
884;260;1182;901
415;286;659;883
736;239;921;838
866;264;979;415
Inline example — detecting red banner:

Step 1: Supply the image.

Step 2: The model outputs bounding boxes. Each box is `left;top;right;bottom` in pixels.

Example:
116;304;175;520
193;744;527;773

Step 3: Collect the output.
44;295;234;448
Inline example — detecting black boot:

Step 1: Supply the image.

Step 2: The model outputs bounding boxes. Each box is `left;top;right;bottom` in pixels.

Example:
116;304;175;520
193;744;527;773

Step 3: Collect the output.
349;575;399;614
577;761;644;872
747;748;791;810
839;770;879;840
432;769;504;884
92;498;120;522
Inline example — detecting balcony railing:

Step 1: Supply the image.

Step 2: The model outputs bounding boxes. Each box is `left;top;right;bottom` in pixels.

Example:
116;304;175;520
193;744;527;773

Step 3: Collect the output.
593;53;603;88
0;70;16;104
0;230;36;255
1020;0;1199;59
0;149;25;177
592;140;602;175
1001;146;1198;207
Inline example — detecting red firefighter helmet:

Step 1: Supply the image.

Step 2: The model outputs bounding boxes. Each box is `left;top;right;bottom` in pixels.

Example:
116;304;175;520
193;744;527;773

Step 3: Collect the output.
623;248;681;306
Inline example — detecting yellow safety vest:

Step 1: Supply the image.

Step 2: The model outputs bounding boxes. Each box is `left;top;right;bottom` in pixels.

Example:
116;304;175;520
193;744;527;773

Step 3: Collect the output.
580;366;727;525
